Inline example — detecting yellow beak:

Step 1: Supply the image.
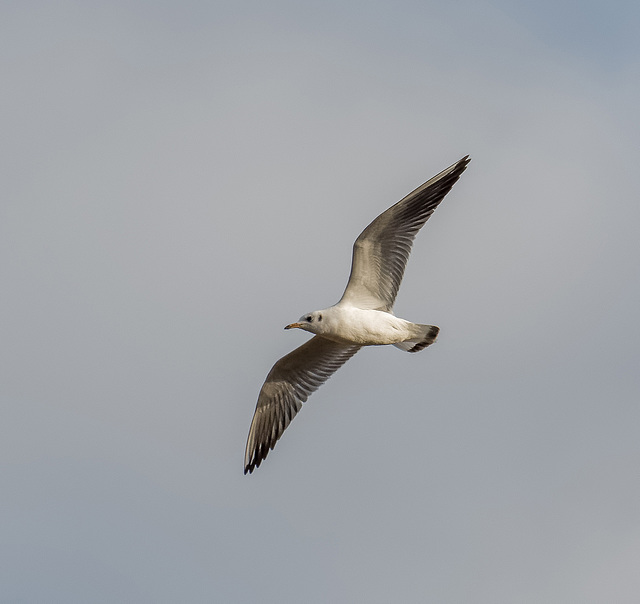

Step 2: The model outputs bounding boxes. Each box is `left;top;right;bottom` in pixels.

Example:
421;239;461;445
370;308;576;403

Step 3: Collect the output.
284;322;303;330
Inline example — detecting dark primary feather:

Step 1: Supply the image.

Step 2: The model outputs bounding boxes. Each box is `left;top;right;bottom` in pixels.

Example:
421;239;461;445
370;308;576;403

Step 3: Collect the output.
339;156;470;311
244;336;360;474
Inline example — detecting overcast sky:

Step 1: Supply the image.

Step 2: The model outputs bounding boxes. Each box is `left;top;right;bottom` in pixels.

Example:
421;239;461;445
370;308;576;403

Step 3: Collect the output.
2;1;639;602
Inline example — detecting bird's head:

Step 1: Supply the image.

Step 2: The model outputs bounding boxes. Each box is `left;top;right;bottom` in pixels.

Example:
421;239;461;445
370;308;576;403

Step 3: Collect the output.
285;311;324;334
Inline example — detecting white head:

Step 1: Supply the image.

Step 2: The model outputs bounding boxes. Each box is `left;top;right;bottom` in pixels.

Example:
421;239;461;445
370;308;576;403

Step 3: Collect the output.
284;310;325;334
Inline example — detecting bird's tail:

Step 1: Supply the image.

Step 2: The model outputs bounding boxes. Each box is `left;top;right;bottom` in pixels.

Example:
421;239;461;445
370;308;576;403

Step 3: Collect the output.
393;324;440;353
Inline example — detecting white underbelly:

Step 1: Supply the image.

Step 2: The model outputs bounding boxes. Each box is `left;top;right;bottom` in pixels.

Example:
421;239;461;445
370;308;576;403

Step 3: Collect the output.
327;308;413;346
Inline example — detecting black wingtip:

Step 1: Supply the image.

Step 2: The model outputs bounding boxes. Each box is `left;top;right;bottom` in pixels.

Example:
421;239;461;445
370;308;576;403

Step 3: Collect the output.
455;155;471;171
437;155;471;191
244;457;257;475
420;155;470;194
244;448;267;475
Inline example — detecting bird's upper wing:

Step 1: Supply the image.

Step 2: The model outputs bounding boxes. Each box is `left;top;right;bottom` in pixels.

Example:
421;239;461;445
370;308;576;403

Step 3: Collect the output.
244;336;360;474
339;156;470;311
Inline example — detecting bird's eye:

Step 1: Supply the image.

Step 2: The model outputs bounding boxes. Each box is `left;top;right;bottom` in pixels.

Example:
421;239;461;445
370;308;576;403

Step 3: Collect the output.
306;316;312;322
318;314;322;322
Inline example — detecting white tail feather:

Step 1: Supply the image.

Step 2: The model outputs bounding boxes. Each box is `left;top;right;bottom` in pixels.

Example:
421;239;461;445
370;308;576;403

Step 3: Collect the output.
393;324;440;353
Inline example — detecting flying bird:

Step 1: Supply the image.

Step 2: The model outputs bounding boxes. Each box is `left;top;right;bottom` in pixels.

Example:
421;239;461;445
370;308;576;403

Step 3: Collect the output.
244;156;470;473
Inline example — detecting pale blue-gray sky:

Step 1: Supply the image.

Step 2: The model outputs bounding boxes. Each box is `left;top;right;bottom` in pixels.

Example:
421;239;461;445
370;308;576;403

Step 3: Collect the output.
2;1;639;602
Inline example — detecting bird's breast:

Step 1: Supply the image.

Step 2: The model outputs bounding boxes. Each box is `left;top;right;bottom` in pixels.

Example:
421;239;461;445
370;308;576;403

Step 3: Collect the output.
323;308;412;346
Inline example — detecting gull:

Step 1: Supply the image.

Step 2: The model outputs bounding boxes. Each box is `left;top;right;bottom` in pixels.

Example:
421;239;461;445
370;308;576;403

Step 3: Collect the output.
244;156;470;473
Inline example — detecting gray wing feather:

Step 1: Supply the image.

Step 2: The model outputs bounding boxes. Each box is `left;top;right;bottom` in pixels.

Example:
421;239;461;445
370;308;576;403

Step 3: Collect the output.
244;336;360;473
339;156;470;311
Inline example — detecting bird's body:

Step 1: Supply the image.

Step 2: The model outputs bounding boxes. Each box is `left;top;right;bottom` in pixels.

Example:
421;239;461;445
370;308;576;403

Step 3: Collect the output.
291;304;435;347
244;156;470;473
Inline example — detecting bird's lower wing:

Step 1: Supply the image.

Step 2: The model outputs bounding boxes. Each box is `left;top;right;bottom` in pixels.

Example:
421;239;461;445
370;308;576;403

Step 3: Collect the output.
244;336;360;474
